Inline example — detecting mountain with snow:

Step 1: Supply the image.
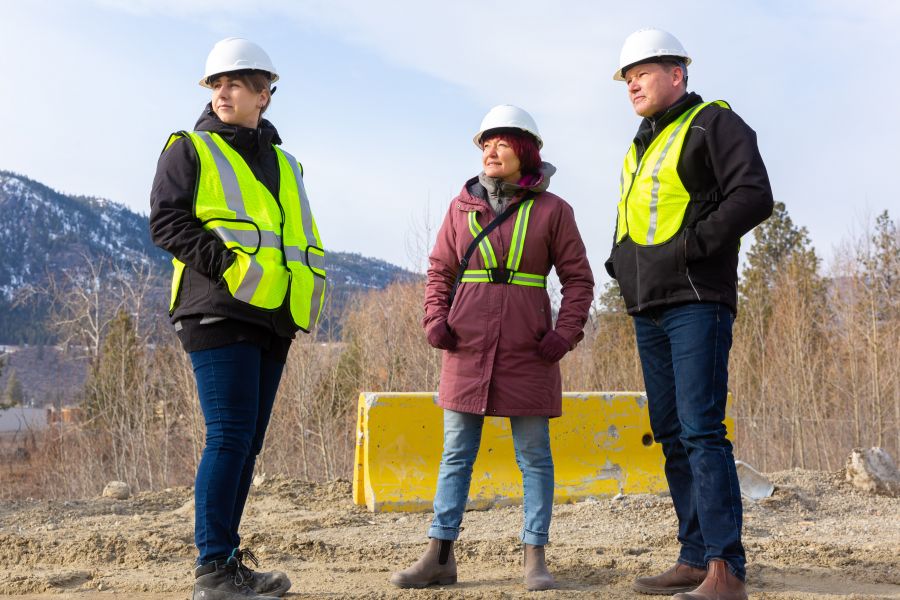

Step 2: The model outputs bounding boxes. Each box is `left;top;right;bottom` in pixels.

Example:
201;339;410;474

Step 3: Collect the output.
0;171;167;301
0;171;417;343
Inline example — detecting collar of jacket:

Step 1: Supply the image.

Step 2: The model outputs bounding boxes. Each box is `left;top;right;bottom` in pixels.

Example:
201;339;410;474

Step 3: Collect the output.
459;161;557;213
195;103;282;158
633;92;703;159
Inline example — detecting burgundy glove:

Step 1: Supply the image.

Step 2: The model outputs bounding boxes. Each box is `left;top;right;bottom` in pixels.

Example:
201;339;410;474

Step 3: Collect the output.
426;321;457;351
539;330;571;363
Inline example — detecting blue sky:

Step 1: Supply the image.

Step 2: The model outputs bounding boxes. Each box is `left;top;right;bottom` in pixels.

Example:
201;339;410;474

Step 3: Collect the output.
1;0;898;280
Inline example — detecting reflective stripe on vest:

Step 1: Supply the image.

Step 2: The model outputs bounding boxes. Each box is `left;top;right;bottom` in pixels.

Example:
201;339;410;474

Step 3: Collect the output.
616;100;730;245
275;147;326;331
165;131;326;331
459;198;547;288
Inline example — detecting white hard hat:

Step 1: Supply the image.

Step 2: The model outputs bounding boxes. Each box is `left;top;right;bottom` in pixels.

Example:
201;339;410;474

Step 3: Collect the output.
200;37;279;88
473;104;543;149
613;28;691;81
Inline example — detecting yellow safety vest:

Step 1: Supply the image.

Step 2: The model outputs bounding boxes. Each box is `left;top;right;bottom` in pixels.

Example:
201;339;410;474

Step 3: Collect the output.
166;131;326;332
616;101;730;245
459;198;546;287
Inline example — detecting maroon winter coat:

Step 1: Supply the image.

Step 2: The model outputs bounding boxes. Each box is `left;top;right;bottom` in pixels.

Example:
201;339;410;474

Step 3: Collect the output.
423;176;594;417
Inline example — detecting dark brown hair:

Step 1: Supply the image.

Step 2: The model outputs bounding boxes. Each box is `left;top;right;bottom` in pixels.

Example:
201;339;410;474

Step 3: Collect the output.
209;69;274;115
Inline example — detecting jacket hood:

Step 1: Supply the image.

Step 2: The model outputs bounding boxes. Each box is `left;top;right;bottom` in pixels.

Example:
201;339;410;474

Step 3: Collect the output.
460;161;557;211
195;103;282;154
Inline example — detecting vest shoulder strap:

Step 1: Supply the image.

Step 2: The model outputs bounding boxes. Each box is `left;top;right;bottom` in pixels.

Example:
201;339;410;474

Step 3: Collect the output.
161;130;190;154
273;146;303;177
693;99;731;117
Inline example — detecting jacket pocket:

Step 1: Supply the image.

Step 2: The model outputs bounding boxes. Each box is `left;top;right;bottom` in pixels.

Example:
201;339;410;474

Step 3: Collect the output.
504;289;551;352
204;217;262;255
631;237;691;308
676;229;689;275
220;250;254;302
611;240;638;308
605;245;617;279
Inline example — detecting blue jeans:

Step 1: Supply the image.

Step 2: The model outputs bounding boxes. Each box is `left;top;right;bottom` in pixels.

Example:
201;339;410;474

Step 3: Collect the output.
190;342;285;565
633;302;745;581
427;409;554;546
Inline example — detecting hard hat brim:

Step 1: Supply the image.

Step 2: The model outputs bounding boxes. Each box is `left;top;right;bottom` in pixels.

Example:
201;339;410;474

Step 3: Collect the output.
199;69;280;89
613;55;692;81
472;127;543;150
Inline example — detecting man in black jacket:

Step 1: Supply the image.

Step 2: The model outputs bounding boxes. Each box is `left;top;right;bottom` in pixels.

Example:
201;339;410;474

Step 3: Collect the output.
606;28;773;600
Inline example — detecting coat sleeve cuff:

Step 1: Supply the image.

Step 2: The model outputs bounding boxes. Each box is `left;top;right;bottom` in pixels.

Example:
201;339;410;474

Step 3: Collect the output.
553;328;580;350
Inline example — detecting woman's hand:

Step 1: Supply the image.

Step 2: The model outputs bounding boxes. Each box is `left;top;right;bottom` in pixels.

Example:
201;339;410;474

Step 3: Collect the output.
426;321;458;351
538;330;571;363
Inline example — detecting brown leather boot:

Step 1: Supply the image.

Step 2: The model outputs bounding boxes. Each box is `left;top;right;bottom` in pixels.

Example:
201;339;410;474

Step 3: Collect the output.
523;544;556;591
632;562;707;595
389;538;457;589
672;560;747;600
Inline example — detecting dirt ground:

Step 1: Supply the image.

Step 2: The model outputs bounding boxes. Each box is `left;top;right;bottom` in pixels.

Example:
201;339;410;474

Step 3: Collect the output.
1;469;898;599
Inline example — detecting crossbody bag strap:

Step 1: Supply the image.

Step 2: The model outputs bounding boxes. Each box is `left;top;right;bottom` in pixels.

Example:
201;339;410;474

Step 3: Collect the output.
447;200;522;307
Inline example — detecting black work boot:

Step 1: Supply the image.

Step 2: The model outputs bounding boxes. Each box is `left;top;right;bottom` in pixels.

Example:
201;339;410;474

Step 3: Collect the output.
192;557;268;600
390;538;457;588
232;548;292;597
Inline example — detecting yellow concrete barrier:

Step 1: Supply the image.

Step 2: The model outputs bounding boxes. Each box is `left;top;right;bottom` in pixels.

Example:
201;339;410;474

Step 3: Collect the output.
353;392;734;512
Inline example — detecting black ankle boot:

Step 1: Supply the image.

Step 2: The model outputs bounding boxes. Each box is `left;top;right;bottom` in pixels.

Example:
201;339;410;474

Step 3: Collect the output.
231;548;291;597
193;557;268;600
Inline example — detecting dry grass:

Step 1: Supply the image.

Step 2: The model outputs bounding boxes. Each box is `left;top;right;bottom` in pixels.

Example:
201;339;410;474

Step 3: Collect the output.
3;219;898;499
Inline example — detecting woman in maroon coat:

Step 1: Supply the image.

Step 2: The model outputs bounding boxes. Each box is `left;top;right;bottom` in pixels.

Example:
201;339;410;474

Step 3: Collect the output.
390;105;594;591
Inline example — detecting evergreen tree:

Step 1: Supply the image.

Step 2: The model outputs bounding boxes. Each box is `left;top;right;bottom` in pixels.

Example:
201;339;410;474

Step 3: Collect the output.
81;310;143;423
596;280;627;314
4;368;24;407
740;201;820;309
867;211;899;320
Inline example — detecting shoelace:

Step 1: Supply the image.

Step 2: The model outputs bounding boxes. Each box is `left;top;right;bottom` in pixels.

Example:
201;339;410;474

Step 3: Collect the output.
230;548;260;586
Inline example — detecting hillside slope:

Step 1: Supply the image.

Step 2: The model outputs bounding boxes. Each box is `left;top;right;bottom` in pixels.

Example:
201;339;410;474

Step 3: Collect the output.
0;171;418;344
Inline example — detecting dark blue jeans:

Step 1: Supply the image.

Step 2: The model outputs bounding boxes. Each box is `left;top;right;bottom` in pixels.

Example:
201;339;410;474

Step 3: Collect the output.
633;302;745;581
190;342;285;565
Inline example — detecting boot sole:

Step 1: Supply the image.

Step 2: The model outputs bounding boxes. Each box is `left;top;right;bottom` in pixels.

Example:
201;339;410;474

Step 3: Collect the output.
526;583;557;591
632;582;699;595
390;576;458;589
258;583;291;597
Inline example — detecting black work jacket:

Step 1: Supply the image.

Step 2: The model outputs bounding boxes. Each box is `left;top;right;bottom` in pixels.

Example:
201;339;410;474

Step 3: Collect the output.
149;105;295;358
605;92;774;314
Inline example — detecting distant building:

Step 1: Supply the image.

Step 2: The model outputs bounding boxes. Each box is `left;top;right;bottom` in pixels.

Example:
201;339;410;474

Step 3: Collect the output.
0;406;48;433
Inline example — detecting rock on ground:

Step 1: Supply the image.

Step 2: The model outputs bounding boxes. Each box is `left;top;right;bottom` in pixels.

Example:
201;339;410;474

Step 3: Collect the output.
846;447;900;497
100;481;130;500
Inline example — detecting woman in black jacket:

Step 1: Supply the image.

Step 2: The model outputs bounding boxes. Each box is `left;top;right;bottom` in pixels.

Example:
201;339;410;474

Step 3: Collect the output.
150;37;325;600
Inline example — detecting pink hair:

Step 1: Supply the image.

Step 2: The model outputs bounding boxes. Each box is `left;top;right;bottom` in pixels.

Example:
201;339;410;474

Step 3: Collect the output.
481;129;542;177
